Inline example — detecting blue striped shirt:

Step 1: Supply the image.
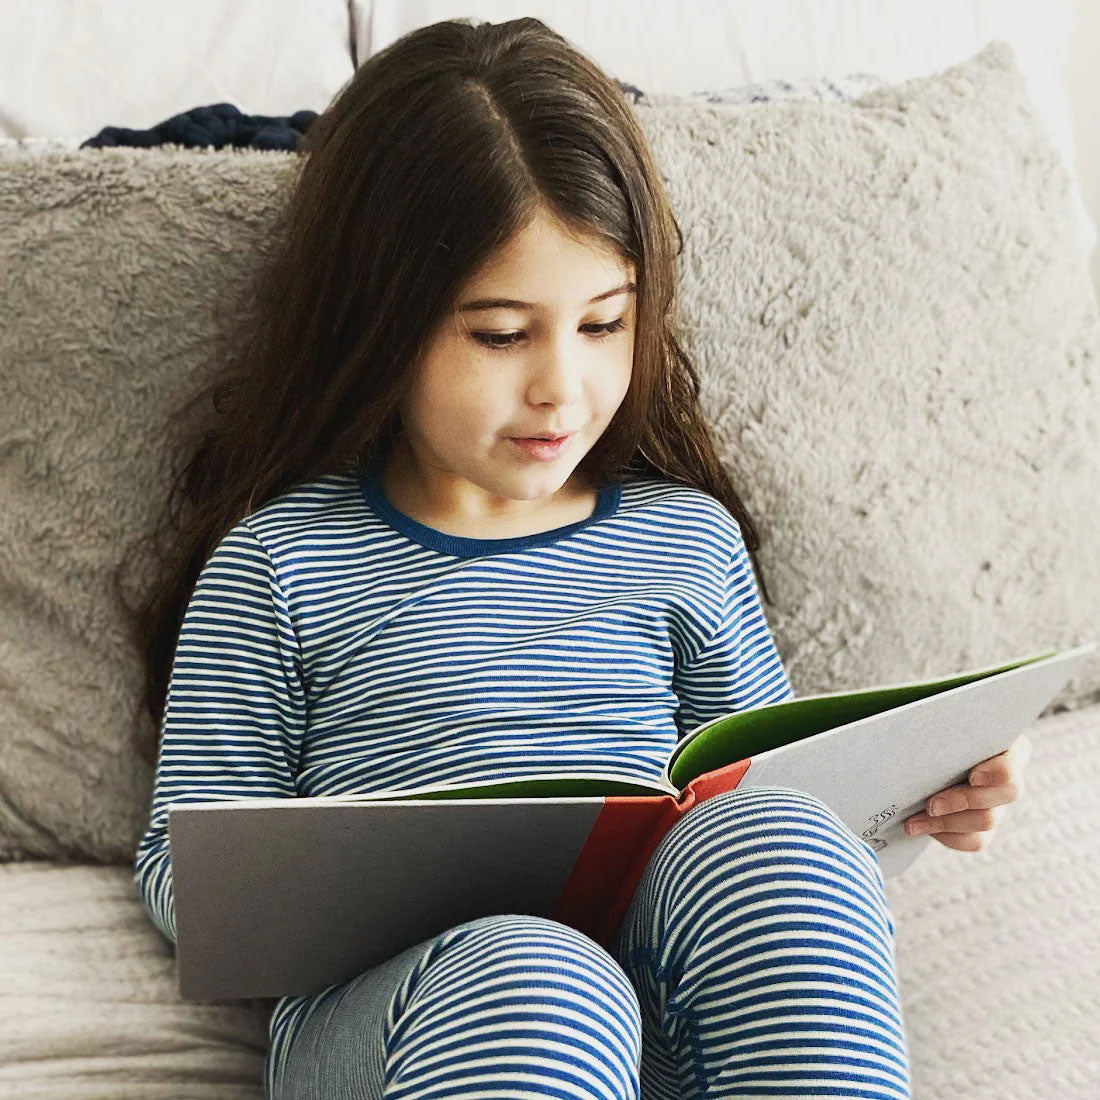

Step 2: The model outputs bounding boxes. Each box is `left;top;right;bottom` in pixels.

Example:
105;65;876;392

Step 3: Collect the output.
133;462;794;1071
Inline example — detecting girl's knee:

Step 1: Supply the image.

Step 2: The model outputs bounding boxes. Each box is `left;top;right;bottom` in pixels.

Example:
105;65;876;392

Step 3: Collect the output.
671;785;884;875
692;784;851;833
430;912;640;994
443;911;637;976
702;783;835;818
268;914;643;1100
409;913;644;1047
634;787;897;943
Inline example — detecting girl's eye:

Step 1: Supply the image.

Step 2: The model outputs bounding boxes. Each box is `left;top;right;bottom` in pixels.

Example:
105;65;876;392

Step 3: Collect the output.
472;317;627;352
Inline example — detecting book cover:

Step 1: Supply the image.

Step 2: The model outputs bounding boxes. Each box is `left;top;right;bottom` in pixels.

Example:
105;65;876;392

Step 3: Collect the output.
167;641;1094;1002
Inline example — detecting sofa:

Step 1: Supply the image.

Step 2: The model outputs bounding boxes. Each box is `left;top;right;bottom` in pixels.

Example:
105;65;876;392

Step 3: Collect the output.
1;9;1099;1099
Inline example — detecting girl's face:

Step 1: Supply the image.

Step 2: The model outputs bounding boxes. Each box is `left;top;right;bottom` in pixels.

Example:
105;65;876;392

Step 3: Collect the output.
389;207;636;521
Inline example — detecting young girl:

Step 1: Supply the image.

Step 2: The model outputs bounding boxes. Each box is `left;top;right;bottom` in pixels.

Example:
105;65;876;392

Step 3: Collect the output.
133;17;912;1099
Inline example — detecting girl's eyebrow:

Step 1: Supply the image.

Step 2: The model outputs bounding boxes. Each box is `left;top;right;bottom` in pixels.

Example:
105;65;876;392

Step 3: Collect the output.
456;281;636;314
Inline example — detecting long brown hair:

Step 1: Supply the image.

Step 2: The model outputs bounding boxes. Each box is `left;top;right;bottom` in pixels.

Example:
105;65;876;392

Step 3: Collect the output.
127;16;777;767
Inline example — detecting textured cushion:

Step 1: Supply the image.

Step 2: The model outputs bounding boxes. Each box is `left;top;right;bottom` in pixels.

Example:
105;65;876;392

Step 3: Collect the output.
0;861;271;1097
0;39;1096;864
631;39;1100;702
2;700;1098;1097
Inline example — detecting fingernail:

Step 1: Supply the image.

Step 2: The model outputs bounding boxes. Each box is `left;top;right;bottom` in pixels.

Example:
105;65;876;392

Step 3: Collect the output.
972;773;992;786
908;821;930;835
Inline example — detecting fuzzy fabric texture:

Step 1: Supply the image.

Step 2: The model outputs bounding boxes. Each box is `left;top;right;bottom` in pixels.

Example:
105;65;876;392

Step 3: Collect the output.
1;37;1099;1098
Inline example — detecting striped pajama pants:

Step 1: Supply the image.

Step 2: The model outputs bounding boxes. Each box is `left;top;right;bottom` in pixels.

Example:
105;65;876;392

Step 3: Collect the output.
266;786;911;1099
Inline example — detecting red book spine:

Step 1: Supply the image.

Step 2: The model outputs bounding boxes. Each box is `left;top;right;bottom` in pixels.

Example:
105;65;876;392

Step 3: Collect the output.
551;757;752;947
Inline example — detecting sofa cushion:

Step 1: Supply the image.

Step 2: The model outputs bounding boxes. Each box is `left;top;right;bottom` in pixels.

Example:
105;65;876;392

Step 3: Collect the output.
0;39;1096;862
2;700;1098;1096
0;860;272;1097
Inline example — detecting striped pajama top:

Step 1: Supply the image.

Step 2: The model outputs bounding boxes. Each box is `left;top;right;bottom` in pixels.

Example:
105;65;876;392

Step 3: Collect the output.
132;459;795;1072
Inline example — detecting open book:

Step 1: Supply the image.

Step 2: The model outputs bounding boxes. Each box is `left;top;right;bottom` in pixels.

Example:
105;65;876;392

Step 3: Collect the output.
168;642;1094;1002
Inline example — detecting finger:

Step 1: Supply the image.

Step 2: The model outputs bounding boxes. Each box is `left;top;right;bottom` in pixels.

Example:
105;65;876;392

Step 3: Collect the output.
930;830;987;852
908;807;998;835
907;803;1007;835
970;749;1010;785
919;782;1017;818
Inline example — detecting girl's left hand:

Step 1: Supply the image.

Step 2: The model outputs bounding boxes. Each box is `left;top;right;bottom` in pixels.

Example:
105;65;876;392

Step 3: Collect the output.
903;733;1032;851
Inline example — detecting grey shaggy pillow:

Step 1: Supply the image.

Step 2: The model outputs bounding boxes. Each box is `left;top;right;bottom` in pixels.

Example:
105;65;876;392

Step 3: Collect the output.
632;39;1100;704
0;39;1096;862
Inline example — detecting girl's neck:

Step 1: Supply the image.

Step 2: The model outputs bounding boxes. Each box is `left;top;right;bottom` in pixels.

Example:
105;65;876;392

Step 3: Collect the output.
377;446;598;540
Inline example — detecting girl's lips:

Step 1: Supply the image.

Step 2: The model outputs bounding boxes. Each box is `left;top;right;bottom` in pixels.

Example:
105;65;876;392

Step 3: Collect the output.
510;434;572;459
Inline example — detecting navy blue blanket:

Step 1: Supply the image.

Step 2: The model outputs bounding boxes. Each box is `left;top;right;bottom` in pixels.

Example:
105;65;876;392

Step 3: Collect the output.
81;102;318;151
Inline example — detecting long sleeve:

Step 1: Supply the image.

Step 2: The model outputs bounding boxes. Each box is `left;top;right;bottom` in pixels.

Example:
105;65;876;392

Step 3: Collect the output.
672;517;794;737
133;520;305;946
